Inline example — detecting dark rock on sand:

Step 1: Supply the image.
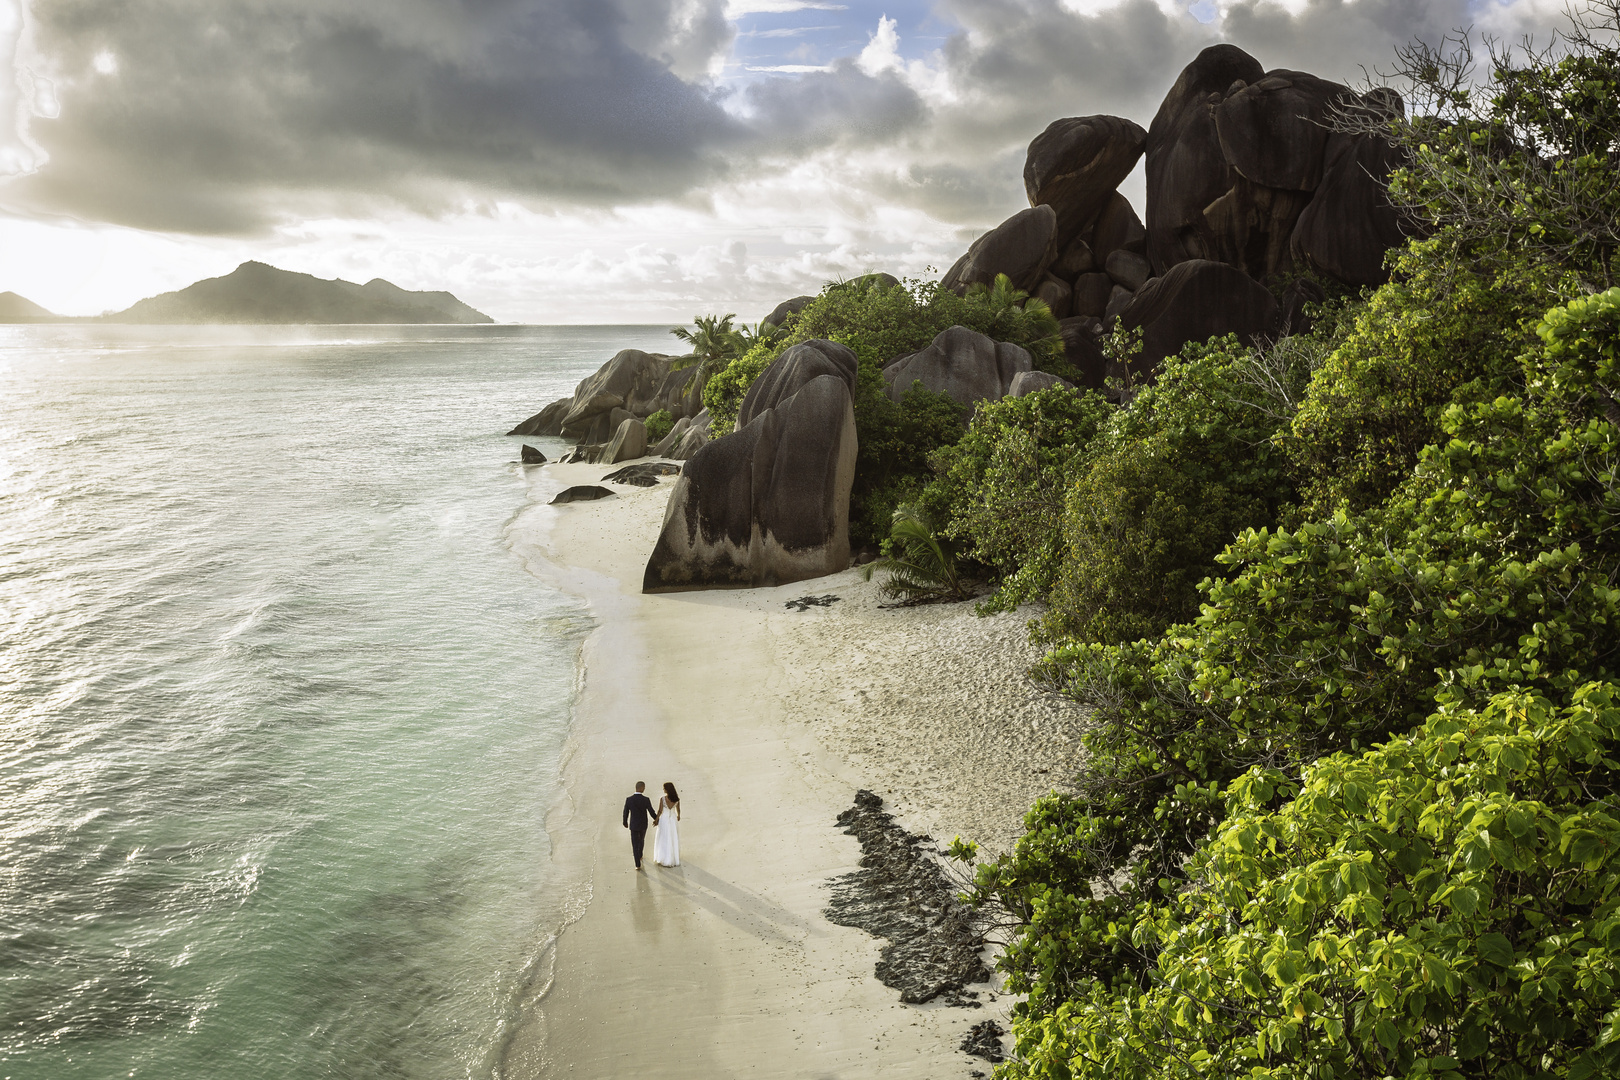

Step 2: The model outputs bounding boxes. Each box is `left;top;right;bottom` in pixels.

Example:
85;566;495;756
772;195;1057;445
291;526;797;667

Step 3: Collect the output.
644;341;858;591
602;462;680;487
520;445;547;465
961;1020;1007;1062
784;594;841;611
823;790;988;1005
603;417;648;464
550;485;615;504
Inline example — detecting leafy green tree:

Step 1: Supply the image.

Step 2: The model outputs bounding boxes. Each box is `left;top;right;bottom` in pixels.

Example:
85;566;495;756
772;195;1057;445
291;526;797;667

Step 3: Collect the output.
920;386;1113;611
1040;335;1305;643
959;294;1620;1059
1285;241;1559;515
1007;684;1620;1080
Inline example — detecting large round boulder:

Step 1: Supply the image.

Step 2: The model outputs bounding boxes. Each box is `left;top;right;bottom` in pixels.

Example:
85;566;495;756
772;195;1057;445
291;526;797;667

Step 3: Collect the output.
1118;259;1278;375
765;295;815;329
1290;123;1409;286
1023;115;1147;251
1145;44;1265;275
643;371;857;591
881;325;1033;407
1214;71;1352;192
940;205;1059;295
738;339;858;428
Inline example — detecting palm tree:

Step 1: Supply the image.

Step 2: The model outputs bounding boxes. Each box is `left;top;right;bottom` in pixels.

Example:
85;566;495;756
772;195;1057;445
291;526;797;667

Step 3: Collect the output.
669;314;742;378
860;507;970;602
733;319;783;353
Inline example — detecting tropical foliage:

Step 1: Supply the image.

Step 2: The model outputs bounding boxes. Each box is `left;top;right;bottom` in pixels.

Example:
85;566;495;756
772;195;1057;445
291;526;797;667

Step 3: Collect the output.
861;506;971;602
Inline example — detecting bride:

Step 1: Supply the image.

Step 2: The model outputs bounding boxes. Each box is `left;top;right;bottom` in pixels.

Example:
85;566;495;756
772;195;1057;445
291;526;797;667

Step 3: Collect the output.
653;782;680;867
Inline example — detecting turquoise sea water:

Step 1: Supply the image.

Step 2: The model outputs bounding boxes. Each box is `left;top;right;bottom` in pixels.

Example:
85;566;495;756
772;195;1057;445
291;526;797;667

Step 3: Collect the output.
0;324;671;1079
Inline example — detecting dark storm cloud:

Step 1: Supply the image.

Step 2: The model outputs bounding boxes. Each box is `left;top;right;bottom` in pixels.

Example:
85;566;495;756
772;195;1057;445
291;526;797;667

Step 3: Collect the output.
6;0;1572;234
13;0;752;230
741;61;927;151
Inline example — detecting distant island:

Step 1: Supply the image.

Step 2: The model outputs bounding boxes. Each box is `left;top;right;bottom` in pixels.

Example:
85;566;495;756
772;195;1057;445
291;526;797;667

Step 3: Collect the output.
0;262;493;324
0;291;58;322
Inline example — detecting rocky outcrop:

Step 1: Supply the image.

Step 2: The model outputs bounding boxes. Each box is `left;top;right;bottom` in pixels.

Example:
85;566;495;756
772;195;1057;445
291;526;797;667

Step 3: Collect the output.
1023;115;1147;252
882;325;1032;407
508;398;570;437
644;340;858;591
1008;370;1071;397
520;445;547;464
929;42;1408;393
940;205;1059;295
1118;259;1278;372
1145;45;1407;283
507;348;706;449
765;295;815;329
603;417;648;464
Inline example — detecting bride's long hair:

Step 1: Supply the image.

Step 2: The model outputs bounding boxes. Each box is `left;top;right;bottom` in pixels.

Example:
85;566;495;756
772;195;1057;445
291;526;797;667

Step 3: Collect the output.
663;782;679;804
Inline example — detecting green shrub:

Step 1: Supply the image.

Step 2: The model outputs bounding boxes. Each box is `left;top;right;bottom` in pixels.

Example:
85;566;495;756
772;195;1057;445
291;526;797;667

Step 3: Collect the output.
643;409;673;444
964;308;1620;1019
849;380;966;549
701;275;1067;435
1286;240;1561;516
920;386;1114;610
861;506;969;602
1037;335;1304;643
1007;684;1620;1080
701;339;778;435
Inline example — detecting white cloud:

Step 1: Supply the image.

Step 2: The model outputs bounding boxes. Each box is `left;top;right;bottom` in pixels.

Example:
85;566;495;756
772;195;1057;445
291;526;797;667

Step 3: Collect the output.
723;1;848;14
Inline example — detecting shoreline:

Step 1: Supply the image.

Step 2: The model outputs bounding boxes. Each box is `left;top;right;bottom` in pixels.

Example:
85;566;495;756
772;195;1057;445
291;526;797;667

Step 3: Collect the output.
502;454;1087;1077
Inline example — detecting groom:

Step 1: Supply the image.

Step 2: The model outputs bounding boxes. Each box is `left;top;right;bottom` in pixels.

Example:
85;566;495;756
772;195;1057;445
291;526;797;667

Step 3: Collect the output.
622;781;659;871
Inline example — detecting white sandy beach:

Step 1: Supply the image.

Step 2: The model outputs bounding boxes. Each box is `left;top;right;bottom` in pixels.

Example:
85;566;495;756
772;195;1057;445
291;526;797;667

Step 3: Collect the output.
502;457;1087;1078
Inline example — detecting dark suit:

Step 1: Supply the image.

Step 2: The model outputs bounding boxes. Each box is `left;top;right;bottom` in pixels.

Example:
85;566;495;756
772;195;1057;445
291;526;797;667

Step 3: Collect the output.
623;792;657;867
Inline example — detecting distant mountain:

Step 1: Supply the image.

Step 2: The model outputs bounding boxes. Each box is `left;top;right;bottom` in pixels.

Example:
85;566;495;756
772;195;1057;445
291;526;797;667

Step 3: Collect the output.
103;262;493;324
0;292;58;322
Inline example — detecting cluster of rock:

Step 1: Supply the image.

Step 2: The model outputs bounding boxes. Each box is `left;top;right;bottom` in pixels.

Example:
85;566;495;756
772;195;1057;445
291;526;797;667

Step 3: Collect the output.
942;43;1407;389
823;790;990;1006
507;348;712;464
509;43;1411;595
642;340;859;591
881;324;1073;407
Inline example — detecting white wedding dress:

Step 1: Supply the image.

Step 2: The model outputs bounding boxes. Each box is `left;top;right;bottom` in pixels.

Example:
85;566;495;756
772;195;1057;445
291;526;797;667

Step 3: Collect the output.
653;798;680;866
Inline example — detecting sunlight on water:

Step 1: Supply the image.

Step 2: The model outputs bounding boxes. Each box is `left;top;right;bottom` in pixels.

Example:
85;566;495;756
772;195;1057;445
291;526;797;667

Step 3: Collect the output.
0;324;671;1079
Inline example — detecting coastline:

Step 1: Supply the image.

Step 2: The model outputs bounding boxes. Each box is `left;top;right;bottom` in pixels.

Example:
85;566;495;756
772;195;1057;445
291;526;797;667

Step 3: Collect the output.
503;456;1087;1077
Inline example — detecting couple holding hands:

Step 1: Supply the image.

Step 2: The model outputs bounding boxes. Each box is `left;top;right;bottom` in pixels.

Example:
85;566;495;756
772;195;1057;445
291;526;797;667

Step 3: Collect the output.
622;781;680;870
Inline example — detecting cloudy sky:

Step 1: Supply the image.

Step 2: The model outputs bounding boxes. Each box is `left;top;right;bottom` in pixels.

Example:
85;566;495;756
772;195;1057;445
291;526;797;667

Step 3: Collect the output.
0;0;1572;322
